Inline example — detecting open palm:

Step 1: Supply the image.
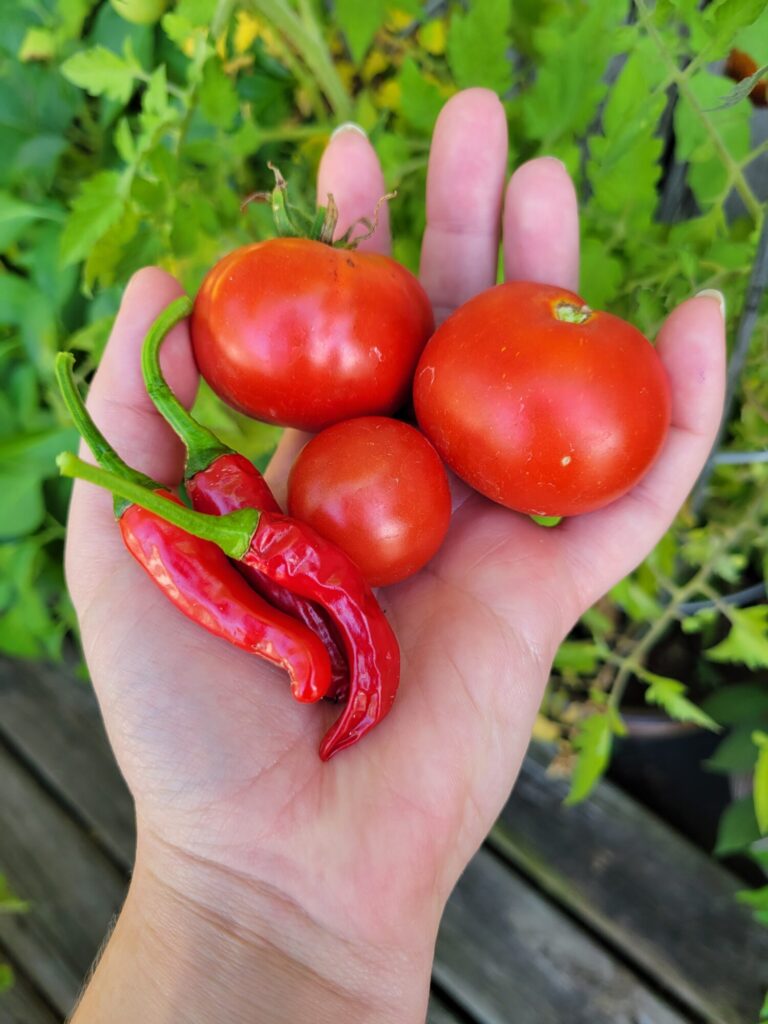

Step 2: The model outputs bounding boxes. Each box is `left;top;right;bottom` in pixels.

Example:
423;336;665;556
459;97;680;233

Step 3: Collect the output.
66;89;724;974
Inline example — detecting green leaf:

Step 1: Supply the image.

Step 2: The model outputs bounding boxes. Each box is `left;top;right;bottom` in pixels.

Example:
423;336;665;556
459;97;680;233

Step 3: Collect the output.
702;683;768;726
83;206;140;294
0;277;58;372
704;727;760;775
60;42;142;103
398;56;446;134
553;641;606;675
707;0;767;42
707;63;768;111
0;190;62;249
640;671;720;731
447;0;512;93
335;0;385;64
60;170;127;266
19;27;57;63
200;58;240;128
0;875;28;914
565;713;614;805
0;473;44;539
0;964;12;994
707;607;768;670
714;795;761;856
754;732;768;834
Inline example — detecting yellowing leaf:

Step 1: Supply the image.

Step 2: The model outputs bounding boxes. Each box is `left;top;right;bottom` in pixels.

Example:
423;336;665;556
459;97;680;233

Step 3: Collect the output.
375;78;402;111
418;19;447;56
234;11;260;53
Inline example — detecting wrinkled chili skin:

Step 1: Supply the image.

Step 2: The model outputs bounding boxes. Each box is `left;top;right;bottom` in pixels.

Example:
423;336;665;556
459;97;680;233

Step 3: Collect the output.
119;491;332;703
241;510;400;759
187;452;349;702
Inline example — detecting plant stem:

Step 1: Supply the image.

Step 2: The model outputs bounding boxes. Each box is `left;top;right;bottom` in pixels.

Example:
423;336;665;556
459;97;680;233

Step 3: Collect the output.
57;453;258;559
141;297;230;477
635;0;762;223
246;0;351;120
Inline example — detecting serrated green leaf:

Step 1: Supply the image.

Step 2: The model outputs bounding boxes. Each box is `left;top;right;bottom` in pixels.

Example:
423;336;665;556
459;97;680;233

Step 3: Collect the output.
83;205;140;293
114;118;136;163
61;43;142;103
707;607;768;670
707;63;768;111
447;0;512;93
200;58;239;128
60;170;127;266
398;56;446;134
640;670;720;730
336;0;385;64
714;795;761;856
565;713;613;804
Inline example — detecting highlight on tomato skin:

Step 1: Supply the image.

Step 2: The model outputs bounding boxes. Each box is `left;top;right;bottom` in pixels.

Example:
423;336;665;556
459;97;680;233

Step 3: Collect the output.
286;416;452;587
413;280;672;519
190;237;434;433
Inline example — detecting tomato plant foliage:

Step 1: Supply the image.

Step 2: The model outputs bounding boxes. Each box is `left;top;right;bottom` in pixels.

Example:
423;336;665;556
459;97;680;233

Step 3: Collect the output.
1;0;768;858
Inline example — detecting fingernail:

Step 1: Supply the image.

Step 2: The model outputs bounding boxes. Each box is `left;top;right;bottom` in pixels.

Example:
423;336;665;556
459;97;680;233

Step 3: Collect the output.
331;121;367;140
541;155;567;170
695;288;725;319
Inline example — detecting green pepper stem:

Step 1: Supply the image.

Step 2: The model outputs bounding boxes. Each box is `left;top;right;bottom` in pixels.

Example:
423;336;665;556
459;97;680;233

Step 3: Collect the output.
55;352;159;515
57;452;258;560
141;296;231;477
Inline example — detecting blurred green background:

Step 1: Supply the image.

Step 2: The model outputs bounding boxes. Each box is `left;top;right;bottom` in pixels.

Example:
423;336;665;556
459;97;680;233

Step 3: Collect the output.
1;0;767;908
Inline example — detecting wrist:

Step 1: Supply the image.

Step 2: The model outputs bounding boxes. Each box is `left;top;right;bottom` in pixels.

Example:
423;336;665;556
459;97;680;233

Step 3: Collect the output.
74;828;436;1024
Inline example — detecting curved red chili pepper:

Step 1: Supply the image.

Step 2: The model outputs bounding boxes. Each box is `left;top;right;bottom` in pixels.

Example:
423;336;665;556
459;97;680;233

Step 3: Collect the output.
58;454;402;759
54;353;332;705
187;452;350;703
122;493;332;703
243;511;400;759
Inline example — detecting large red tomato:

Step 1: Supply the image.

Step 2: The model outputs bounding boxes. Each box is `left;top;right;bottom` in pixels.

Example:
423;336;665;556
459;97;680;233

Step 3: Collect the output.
413;281;671;518
287;417;451;587
191;239;434;432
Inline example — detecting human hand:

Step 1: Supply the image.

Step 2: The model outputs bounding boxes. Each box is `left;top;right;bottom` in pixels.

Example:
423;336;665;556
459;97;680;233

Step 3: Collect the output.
66;89;725;1023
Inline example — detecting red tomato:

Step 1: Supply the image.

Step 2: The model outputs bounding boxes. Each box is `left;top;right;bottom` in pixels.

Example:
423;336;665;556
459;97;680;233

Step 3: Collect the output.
191;239;434;432
413;281;671;518
287;417;451;587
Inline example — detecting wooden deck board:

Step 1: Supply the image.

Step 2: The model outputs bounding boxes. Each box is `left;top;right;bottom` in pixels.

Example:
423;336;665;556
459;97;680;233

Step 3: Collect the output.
0;953;60;1024
0;740;127;1017
435;847;690;1024
490;745;768;1024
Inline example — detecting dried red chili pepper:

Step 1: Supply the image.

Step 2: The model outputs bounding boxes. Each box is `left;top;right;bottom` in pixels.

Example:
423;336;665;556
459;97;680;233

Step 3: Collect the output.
141;297;349;702
55;353;331;704
57;451;401;760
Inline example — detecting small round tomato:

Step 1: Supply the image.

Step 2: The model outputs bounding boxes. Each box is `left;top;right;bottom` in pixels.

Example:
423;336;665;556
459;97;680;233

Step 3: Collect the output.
413;281;671;518
191;238;434;432
287;417;451;587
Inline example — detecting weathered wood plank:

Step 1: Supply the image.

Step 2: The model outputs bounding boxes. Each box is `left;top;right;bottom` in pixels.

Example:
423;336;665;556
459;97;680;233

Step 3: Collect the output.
0;741;127;1017
0;955;60;1024
0;656;135;869
427;993;470;1023
490;744;768;1024
435;847;689;1024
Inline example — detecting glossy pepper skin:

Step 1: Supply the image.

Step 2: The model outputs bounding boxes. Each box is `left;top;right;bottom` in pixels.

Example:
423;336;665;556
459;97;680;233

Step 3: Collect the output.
53;351;332;705
121;492;332;703
58;451;401;761
139;301;350;703
241;511;399;760
188;451;350;702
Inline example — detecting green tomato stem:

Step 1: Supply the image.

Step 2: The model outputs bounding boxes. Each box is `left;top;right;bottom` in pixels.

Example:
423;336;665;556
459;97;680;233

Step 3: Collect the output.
141;296;232;477
56;452;258;560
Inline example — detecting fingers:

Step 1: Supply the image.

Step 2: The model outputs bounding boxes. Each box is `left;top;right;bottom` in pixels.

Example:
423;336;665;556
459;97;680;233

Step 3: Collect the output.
559;294;726;610
503;156;579;291
316;124;391;254
420;89;508;323
66;267;198;611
